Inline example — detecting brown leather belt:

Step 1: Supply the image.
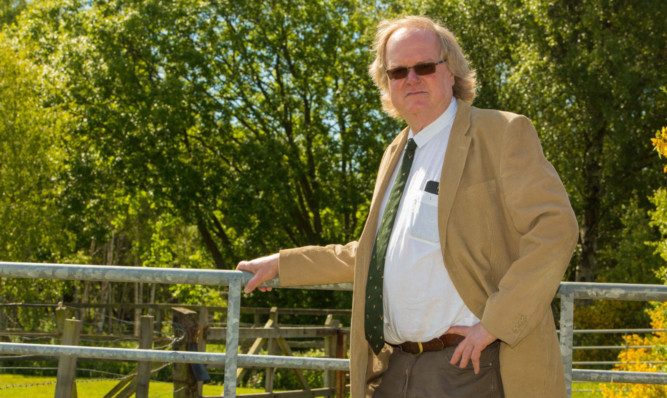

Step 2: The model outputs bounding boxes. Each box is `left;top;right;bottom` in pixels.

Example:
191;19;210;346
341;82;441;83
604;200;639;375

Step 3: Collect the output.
396;333;464;355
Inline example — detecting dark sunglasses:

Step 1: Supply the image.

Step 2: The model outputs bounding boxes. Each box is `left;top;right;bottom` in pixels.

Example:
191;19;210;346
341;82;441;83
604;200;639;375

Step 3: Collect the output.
385;60;447;80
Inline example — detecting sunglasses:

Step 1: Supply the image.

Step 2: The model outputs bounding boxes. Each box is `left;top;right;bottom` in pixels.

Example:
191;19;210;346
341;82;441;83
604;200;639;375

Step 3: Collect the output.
385;60;447;80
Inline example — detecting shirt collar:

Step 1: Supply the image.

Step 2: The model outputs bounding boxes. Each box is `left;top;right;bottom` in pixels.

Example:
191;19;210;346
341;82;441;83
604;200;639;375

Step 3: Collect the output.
409;99;458;148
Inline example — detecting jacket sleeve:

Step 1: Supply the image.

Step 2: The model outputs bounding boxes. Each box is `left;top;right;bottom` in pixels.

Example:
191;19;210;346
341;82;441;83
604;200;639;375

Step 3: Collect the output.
278;241;357;287
480;115;579;347
276;132;407;289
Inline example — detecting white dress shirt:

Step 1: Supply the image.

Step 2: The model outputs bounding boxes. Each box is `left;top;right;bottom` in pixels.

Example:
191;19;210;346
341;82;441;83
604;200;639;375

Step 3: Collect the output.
376;100;479;344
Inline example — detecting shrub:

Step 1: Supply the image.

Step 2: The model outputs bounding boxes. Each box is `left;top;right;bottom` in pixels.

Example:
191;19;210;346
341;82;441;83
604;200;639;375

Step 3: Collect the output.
599;302;667;397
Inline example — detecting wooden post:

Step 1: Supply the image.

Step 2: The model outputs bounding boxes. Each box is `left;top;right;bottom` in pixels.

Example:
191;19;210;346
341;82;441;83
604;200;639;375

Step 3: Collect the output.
55;318;82;398
197;306;208;397
134;282;142;337
136;315;154;398
172;307;198;398
324;315;339;397
264;307;279;392
198;306;208;353
55;302;67;335
335;329;347;398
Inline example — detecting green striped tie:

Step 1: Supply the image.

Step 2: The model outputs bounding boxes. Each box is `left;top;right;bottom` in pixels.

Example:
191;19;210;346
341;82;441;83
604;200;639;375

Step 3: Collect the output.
365;138;417;354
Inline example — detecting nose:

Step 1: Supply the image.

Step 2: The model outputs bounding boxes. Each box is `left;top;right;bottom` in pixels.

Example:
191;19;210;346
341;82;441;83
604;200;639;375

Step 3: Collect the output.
405;68;421;83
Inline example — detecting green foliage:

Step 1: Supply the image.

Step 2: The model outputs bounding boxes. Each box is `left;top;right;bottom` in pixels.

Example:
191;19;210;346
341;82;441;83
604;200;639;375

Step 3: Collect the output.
241;348;325;390
649;188;667;281
573;300;651;368
599;197;661;284
10;0;399;272
0;31;72;262
495;0;667;282
0;0;27;26
2;0;666;337
0;29;78;323
401;0;667;283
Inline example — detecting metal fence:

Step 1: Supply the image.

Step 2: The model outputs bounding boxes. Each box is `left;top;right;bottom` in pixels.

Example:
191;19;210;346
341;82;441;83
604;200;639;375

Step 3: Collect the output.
1;261;666;397
557;282;667;396
571;327;667;368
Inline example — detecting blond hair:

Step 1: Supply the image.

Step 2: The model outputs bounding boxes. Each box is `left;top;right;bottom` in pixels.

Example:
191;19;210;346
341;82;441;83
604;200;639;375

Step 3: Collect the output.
368;16;477;118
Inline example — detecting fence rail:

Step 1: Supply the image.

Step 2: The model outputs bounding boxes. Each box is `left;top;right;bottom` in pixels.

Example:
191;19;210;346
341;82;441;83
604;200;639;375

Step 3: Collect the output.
0;343;350;371
557;282;667;396
1;261;667;397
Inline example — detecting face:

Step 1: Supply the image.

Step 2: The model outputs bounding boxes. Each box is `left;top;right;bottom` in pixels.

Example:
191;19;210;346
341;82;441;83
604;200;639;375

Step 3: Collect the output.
385;27;455;132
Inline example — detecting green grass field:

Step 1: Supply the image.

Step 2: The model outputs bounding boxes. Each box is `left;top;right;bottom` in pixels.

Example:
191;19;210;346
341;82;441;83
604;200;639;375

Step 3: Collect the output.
1;374;626;397
572;381;624;397
0;374;264;397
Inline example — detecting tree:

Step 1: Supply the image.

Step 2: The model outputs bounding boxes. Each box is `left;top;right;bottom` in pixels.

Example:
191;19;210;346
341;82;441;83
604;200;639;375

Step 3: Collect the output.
14;0;397;273
0;0;27;26
596;125;667;397
0;30;77;327
0;31;71;263
408;0;667;282
12;0;665;287
498;0;667;282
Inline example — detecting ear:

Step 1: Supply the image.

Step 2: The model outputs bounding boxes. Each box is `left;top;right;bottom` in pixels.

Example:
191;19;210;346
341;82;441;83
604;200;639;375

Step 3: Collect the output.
447;69;455;86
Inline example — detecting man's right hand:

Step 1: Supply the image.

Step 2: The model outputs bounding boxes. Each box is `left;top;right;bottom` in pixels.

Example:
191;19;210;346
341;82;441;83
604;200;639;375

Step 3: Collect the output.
236;253;279;293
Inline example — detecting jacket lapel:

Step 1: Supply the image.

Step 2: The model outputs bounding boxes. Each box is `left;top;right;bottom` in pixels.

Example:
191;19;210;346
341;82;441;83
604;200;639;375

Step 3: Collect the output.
438;100;472;252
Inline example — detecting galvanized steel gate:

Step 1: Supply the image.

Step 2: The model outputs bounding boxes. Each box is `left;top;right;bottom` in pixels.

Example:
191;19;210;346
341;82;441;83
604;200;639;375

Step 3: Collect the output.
1;261;666;397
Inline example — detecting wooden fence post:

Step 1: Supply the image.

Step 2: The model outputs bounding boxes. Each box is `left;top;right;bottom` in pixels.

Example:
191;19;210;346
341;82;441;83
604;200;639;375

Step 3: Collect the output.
197;306;209;397
172;307;198;398
55;318;81;398
55;302;67;335
135;315;154;398
265;307;279;392
324;315;339;397
198;306;208;354
335;327;347;398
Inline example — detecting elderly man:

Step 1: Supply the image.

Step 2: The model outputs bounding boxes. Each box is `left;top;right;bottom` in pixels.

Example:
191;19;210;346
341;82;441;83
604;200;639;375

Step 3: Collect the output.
237;16;578;398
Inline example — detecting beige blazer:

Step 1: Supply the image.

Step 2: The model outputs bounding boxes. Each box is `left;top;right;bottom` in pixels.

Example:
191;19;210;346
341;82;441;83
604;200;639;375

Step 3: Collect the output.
279;99;579;398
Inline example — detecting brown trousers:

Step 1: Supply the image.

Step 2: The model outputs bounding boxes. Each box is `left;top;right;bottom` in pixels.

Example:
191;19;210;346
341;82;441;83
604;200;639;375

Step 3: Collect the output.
371;341;504;398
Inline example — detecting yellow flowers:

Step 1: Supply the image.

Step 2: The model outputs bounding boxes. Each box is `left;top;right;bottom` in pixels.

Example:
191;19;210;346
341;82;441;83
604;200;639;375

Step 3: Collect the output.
651;127;667;172
599;302;667;397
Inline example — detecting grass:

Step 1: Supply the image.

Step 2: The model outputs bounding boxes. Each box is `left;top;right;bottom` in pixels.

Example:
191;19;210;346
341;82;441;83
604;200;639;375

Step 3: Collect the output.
0;374;264;397
1;374;629;397
572;381;624;397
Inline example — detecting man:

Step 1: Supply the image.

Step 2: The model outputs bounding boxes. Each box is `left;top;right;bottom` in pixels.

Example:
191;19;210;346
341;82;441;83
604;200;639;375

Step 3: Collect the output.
237;16;578;398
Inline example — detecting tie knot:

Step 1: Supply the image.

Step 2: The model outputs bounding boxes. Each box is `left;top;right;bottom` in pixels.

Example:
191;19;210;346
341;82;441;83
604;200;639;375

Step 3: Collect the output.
406;138;417;154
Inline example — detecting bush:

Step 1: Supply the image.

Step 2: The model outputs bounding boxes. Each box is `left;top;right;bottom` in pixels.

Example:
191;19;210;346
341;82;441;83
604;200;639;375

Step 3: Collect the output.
599;301;667;397
241;348;325;391
573;300;651;368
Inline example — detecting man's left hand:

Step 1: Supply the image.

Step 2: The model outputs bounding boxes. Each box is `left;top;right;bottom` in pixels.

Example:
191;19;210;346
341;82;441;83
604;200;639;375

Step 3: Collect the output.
445;323;497;374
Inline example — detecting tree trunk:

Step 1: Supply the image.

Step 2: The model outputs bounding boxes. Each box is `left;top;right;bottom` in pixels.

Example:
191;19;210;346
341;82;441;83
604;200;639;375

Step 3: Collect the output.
576;126;604;282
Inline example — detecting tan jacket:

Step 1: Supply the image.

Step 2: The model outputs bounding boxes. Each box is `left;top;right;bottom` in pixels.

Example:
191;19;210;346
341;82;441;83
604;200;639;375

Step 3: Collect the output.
279;99;579;398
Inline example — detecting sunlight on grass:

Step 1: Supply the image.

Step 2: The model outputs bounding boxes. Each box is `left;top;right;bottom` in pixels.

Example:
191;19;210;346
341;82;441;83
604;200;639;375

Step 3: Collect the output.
1;374;631;397
573;381;623;397
0;374;263;397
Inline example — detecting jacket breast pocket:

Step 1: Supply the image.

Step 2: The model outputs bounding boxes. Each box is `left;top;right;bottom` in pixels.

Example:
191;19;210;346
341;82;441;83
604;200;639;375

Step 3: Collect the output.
409;191;439;244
